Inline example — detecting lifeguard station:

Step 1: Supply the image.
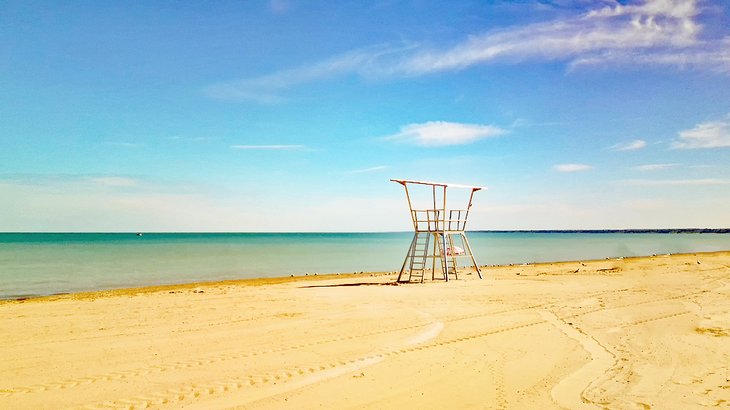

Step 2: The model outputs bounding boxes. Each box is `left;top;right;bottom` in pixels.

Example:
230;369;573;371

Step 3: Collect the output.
391;179;485;283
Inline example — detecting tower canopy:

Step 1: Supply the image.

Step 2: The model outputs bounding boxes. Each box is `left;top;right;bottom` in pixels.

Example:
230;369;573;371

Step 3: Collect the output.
390;179;486;191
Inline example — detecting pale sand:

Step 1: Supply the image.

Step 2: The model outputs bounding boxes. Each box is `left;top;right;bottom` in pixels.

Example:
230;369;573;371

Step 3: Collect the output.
1;252;729;409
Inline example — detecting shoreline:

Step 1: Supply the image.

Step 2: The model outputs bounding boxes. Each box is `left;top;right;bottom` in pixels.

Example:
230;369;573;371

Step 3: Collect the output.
4;232;730;301
2;250;729;408
3;250;727;304
0;270;395;303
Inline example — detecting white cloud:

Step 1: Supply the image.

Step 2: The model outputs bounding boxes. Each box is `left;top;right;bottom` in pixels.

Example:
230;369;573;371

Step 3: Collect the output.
383;121;506;147
204;0;726;103
231;144;306;150
553;163;593;172
633;163;679;171
347;166;389;174
609;139;647;151
672;115;730;149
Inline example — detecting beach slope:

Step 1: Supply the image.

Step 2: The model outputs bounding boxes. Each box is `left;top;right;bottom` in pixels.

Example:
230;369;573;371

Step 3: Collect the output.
1;252;729;409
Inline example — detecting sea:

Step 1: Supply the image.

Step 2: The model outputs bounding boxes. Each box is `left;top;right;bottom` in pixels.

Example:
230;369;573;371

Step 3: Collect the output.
1;231;730;300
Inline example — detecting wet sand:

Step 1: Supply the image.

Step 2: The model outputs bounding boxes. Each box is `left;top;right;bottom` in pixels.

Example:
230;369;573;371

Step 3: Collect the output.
1;251;729;409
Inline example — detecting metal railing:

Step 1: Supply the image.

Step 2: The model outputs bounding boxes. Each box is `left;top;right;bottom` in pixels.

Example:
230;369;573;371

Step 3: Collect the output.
410;209;469;232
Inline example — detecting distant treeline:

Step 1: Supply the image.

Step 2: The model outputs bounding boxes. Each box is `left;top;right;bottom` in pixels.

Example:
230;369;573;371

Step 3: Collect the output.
478;229;730;234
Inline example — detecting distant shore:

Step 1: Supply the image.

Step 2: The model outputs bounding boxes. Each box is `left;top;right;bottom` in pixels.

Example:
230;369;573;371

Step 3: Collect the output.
2;251;729;408
481;228;730;234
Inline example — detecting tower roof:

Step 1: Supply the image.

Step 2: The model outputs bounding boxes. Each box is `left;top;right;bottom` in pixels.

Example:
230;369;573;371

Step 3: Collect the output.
390;179;486;191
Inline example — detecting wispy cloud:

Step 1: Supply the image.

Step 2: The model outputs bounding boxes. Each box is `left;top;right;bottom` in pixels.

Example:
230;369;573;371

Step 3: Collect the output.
203;0;726;103
0;176;234;232
624;178;730;185
398;0;701;75
230;144;306;150
383;121;506;147
269;0;291;14
347;165;389;174
105;141;143;148
570;36;730;73
672;115;730;149
204;45;410;103
554;163;593;172
608;139;647;151
89;177;139;187
510;118;571;128
0;174;157;196
166;136;212;142
633;163;680;171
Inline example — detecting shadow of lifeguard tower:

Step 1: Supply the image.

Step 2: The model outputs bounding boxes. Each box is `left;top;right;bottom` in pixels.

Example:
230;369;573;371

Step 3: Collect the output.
391;179;484;283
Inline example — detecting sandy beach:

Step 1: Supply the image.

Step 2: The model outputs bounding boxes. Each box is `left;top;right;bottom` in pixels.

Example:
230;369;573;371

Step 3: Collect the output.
1;251;729;409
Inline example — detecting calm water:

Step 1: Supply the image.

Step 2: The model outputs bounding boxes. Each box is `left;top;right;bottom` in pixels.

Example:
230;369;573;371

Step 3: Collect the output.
1;232;729;299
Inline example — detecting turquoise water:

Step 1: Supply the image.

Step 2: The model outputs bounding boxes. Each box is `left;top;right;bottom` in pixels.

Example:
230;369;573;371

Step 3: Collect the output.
1;232;729;299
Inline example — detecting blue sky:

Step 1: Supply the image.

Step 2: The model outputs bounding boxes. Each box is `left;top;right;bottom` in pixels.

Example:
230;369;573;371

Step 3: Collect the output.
1;0;729;231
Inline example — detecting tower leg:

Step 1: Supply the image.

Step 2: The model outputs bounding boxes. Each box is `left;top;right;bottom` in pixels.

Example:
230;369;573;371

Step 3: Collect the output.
441;232;449;282
431;233;438;280
397;233;418;282
447;233;458;279
461;233;482;279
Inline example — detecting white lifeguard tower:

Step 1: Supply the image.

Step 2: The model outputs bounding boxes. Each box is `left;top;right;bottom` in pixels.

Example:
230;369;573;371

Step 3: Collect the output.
391;179;484;283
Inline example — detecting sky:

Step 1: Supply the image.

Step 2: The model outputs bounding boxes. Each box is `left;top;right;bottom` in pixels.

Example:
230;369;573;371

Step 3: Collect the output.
1;0;729;232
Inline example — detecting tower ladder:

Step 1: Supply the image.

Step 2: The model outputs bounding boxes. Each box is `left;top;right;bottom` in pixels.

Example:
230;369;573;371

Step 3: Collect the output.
406;232;430;283
434;233;458;281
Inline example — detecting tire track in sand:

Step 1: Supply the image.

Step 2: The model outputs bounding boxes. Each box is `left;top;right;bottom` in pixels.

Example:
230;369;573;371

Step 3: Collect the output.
2;287;675;402
1;294;570;398
80;319;547;409
541;310;616;410
543;271;728;409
